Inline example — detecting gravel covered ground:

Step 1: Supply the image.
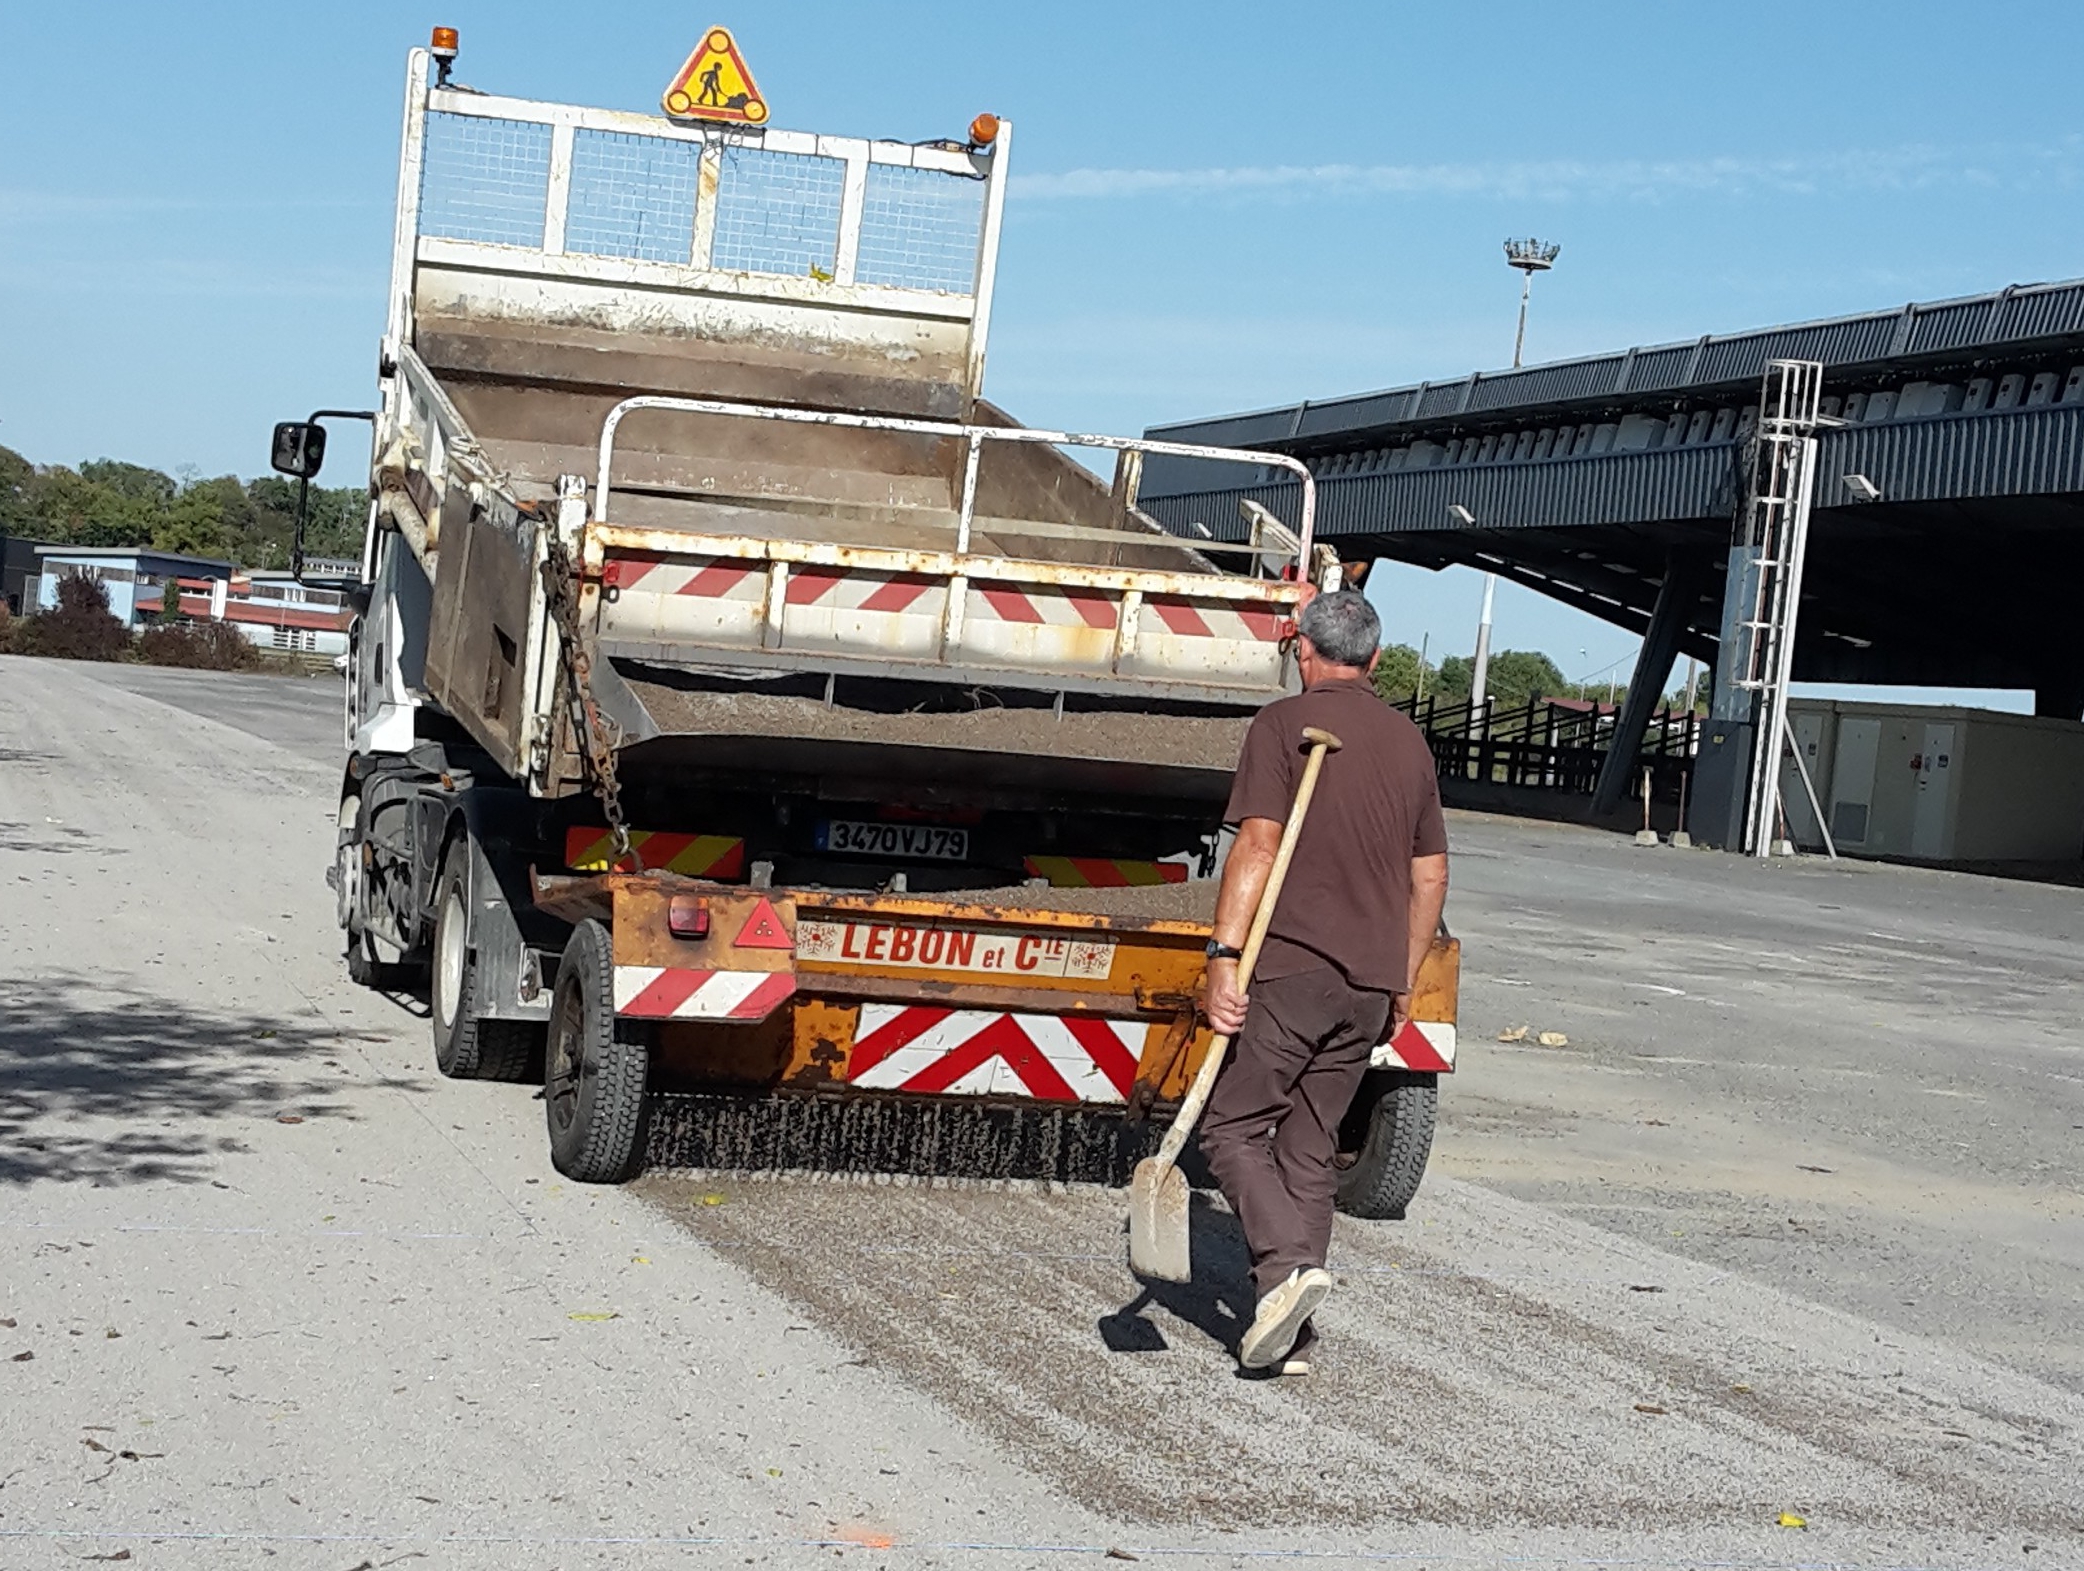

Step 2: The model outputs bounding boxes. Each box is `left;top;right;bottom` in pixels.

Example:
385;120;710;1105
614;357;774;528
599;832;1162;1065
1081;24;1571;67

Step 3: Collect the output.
3;655;2077;1570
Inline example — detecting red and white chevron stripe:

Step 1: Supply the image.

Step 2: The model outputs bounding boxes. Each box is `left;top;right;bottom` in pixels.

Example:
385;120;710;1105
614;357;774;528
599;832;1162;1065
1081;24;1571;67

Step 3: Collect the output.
848;1005;1144;1104
1372;1020;1457;1073
602;554;766;602
612;965;795;1022
971;583;1118;629
600;554;1288;643
1143;595;1289;644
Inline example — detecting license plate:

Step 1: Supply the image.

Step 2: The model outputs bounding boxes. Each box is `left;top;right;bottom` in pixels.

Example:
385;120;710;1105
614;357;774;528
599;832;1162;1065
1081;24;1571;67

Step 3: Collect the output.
815;819;970;862
796;919;1115;980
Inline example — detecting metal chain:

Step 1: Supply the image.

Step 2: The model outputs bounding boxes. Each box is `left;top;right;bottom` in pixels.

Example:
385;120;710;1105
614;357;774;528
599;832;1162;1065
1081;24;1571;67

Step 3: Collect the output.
541;538;638;871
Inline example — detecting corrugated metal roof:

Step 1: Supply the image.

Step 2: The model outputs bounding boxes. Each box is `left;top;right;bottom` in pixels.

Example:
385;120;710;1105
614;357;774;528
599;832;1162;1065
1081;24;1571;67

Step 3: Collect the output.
1143;404;2084;545
1817;403;2084;504
1148;276;2084;469
1143;441;1742;542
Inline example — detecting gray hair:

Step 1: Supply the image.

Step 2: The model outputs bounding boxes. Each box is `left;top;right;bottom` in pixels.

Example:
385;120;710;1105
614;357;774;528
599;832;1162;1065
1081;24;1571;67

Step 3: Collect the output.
1298;589;1380;667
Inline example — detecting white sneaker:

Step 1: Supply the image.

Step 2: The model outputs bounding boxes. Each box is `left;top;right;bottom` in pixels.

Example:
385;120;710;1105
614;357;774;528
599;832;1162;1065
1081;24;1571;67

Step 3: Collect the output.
1238;1267;1333;1370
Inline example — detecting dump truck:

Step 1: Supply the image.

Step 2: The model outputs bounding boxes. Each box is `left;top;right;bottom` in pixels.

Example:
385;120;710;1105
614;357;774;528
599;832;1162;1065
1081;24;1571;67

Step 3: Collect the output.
291;28;1458;1207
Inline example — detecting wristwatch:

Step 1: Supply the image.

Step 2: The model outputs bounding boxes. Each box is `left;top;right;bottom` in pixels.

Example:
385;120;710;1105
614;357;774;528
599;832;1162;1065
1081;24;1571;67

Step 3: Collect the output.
1204;940;1243;962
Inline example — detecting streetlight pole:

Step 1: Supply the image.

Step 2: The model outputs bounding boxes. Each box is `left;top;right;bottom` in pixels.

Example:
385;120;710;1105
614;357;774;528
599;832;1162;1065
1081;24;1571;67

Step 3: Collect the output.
1468;570;1497;715
1470;239;1562;730
1503;237;1562;370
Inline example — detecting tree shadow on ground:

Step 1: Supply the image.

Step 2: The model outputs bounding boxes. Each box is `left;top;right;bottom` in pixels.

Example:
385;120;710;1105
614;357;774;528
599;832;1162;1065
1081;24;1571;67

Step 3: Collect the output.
0;972;396;1187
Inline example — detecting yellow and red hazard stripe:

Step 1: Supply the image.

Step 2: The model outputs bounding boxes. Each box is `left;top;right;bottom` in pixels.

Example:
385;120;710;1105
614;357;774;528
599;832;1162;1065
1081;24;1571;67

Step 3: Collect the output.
1021;855;1189;888
565;827;745;878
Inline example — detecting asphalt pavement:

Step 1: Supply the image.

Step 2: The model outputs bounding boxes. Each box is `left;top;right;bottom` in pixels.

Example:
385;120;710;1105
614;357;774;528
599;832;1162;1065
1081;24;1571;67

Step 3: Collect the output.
2;652;2078;1570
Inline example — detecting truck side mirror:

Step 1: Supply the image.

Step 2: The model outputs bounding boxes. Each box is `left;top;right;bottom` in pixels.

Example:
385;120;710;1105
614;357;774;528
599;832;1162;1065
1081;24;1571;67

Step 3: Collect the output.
271;421;328;480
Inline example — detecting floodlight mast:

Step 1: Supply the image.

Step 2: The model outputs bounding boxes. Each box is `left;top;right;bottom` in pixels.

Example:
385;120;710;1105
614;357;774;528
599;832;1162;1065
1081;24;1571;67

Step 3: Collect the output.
1504;237;1562;369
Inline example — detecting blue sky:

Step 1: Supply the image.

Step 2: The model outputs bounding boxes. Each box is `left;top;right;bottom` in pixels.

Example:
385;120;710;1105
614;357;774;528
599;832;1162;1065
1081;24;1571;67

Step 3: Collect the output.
5;0;2081;699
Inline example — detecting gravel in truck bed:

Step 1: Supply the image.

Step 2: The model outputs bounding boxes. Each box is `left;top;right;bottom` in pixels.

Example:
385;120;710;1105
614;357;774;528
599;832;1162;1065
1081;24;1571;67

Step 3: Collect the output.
624;680;1251;771
971;880;1219;922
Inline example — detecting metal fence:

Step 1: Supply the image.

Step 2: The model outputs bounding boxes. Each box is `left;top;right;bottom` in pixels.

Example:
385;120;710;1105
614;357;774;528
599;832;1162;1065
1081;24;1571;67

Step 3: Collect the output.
1393;693;1699;800
416;106;989;294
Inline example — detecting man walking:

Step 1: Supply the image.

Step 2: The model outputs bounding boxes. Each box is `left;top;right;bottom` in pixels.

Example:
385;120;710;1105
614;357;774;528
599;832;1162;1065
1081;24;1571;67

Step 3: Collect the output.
1199;589;1449;1374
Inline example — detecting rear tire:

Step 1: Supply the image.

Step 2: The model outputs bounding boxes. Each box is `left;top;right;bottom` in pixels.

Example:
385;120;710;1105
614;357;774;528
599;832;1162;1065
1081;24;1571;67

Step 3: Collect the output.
431;846;538;1082
1334;1070;1438;1220
545;918;651;1183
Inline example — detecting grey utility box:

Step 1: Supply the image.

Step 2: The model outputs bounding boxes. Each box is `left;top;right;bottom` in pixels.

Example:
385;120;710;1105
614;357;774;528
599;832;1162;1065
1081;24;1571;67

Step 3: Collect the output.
1780;700;2084;862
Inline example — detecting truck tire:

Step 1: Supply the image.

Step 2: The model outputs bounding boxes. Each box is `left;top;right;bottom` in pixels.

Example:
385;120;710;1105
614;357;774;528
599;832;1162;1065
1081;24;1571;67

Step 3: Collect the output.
431;848;538;1082
545;918;652;1183
338;793;413;991
1334;1070;1437;1220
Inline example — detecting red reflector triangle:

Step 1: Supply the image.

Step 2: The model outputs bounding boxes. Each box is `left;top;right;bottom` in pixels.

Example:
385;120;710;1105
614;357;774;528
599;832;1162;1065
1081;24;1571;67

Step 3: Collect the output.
733;896;793;949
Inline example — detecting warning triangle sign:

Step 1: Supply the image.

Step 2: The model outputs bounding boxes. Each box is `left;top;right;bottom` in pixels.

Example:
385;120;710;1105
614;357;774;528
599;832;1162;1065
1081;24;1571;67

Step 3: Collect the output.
662;26;769;125
733;896;793;949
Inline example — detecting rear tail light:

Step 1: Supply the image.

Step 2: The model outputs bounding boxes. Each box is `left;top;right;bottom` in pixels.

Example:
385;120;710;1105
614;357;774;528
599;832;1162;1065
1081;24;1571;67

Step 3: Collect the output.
667;896;710;939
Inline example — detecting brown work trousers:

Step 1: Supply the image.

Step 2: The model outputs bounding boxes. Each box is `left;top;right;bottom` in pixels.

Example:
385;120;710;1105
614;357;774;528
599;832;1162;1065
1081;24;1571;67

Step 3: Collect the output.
1199;965;1394;1305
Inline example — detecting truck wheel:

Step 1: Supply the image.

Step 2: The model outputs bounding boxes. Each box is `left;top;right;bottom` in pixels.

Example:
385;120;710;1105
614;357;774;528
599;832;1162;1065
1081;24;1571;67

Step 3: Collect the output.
544;918;651;1183
339;793;412;991
1334;1070;1438;1220
431;847;538;1082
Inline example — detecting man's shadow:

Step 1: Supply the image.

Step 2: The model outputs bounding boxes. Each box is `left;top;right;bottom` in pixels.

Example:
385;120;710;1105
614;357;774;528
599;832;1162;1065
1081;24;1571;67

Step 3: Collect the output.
1098;1188;1257;1361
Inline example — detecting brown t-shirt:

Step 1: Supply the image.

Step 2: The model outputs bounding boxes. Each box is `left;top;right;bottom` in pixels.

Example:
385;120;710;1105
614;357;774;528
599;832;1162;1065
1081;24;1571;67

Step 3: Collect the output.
1223;677;1448;992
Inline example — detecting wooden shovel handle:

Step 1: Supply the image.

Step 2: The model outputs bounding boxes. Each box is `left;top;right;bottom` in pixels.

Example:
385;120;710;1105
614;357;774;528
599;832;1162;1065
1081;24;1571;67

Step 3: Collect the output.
1151;727;1342;1169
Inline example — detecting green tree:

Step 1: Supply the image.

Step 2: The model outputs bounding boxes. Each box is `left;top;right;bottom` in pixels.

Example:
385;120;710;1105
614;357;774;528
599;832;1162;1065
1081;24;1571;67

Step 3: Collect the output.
79;459;176;508
154;481;235;559
15;465;152;546
0;445;32;532
1426;648;1583;711
1481;649;1569;709
1371;642;1427;703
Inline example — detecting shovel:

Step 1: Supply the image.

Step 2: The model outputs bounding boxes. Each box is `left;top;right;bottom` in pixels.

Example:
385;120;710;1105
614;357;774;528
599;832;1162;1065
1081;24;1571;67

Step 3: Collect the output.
1128;725;1342;1282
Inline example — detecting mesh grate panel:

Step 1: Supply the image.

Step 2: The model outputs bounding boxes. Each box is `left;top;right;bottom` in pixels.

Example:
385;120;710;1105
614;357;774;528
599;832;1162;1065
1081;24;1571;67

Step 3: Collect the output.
711;146;845;277
854;163;985;294
419;113;551;248
565;129;703;264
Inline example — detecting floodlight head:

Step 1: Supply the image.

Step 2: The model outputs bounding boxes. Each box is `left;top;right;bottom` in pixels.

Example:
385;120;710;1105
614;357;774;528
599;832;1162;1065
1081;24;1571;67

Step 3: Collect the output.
1504;237;1562;275
1842;473;1881;503
1447;503;1477;525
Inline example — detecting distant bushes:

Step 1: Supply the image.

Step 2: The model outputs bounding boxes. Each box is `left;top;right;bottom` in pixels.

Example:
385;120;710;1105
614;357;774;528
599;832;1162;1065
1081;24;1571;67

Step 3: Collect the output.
3;570;266;672
7;573;131;661
136;618;261;671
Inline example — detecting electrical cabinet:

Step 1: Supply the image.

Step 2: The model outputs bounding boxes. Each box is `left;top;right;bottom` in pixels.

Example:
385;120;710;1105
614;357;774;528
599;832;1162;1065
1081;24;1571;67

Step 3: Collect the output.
1783;700;2084;862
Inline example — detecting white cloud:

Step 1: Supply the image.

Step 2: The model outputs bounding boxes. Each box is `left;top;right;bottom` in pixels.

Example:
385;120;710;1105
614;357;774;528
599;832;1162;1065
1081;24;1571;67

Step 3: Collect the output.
1013;142;2080;204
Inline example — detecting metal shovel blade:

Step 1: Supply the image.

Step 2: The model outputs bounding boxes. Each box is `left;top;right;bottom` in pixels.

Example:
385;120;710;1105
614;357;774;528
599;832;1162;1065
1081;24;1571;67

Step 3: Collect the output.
1127;1156;1192;1282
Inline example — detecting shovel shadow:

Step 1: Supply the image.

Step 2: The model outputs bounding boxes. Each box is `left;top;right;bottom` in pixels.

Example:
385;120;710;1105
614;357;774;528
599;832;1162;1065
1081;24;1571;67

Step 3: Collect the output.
1099;1192;1256;1358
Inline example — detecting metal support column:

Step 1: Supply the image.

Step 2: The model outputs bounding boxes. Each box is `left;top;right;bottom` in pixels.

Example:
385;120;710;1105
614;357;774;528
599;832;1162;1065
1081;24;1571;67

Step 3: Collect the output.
2033;674;2084;721
1589;550;1709;818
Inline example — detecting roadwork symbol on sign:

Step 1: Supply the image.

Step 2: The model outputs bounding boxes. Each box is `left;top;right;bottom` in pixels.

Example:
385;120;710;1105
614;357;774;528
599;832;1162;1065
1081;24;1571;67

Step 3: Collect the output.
662;27;768;125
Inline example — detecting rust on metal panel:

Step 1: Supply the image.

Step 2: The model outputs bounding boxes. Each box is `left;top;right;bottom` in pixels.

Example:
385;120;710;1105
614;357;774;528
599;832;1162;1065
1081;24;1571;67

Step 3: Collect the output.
783;997;859;1087
415;235;978;319
652;1011;794;1088
797;890;1209;938
1137;939;1462;1110
1412;936;1461;1026
608;883;796;972
1126;1007;1201;1118
586;524;1306;607
792;973;1161;1019
529;870;614;923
